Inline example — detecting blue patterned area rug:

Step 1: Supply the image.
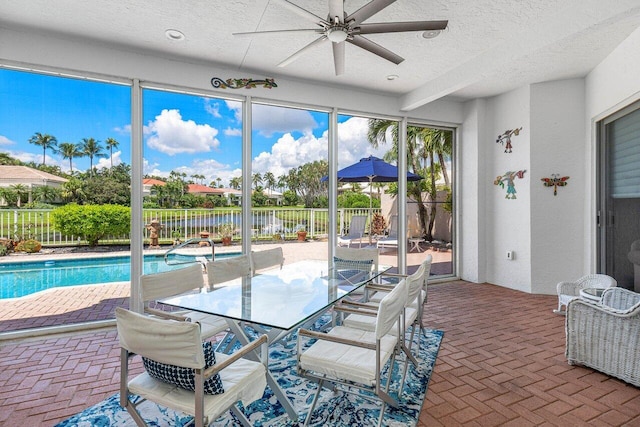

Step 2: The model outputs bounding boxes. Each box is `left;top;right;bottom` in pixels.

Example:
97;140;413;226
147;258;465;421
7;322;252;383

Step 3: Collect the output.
56;325;443;427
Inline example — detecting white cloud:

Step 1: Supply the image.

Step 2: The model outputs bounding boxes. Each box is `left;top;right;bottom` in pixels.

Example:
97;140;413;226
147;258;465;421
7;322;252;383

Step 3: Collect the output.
225;103;318;137
96;150;122;169
251;116;389;178
336;117;389;167
203;98;222;118
0;135;15;146
252;104;318;137
224;127;242;137
144;109;220;155
113;124;131;134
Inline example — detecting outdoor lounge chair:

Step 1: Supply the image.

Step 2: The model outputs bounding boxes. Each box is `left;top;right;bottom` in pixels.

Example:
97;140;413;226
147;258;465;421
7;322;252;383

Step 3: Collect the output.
376;215;400;252
140;264;229;340
337;214;368;247
116;307;268;427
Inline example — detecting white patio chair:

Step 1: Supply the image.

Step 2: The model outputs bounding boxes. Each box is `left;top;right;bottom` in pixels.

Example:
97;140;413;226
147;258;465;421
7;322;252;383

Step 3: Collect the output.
206;254;251;290
553;273;617;314
250;247;284;275
339;259;428;392
140;264;228;340
115;307;268;427
334;246;379;302
296;279;407;427
368;255;433;334
337;214;368;247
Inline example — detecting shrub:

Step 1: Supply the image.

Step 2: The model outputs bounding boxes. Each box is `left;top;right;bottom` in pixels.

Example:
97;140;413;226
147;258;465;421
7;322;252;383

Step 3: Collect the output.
52;204;131;246
14;239;42;253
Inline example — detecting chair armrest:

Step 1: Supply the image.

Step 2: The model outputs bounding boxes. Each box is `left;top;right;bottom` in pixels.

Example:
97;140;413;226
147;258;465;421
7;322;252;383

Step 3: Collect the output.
556;281;581;296
333;303;378;317
366;283;395;292
338;300;378;310
298;328;376;350
144;307;190;322
601;288;640;312
204;334;268;377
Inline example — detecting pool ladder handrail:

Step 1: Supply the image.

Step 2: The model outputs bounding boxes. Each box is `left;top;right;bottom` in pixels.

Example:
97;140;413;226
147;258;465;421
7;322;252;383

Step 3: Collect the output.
163;237;215;269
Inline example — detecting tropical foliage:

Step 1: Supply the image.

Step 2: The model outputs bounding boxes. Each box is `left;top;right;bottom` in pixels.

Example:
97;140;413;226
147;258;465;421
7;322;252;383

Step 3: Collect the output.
367;120;452;240
51;203;131;246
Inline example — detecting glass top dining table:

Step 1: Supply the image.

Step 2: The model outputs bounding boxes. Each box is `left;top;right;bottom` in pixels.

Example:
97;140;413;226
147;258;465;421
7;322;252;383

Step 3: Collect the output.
160;258;391;331
160;258;390;421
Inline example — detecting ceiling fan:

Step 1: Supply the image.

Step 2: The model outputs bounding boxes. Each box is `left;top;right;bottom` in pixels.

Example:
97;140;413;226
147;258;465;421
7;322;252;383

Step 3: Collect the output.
233;0;448;75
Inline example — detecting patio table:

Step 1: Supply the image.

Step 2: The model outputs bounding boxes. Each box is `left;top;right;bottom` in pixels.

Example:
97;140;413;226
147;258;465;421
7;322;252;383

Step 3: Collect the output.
160;258;390;421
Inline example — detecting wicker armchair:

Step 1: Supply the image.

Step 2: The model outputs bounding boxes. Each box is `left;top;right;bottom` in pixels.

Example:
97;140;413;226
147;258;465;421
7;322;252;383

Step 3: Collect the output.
566;288;640;387
553;274;617;314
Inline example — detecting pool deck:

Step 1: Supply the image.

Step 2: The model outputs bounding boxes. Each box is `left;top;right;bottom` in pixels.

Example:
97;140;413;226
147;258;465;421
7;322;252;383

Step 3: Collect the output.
0;240;451;334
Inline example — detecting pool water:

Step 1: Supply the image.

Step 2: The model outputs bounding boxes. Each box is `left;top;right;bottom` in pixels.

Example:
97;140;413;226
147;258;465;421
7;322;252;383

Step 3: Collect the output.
0;253;237;299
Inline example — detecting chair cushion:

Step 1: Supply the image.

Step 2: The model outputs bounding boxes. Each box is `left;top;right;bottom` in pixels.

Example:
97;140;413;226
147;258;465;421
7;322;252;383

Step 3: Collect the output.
142;341;224;395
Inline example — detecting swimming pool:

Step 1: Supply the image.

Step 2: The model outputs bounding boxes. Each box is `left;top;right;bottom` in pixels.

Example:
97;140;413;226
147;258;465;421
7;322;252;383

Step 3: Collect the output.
0;253;238;299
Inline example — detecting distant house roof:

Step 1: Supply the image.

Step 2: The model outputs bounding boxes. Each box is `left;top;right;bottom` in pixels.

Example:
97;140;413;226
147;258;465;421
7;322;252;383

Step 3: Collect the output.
187;183;222;195
0;165;68;185
143;178;166;186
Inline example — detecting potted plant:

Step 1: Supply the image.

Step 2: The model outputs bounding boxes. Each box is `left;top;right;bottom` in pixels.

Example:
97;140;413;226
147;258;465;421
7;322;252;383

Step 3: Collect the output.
218;223;234;246
296;226;307;242
171;228;183;246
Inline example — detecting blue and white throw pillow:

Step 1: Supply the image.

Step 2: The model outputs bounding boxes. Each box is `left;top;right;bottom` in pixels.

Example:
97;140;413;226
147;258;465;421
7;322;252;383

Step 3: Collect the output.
142;341;225;395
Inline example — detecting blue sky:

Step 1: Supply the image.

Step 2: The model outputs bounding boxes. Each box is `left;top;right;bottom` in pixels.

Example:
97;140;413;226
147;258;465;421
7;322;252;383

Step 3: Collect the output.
0;68;389;187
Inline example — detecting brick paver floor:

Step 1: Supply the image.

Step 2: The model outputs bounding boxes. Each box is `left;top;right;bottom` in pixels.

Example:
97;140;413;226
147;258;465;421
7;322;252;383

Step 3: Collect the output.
2;280;640;426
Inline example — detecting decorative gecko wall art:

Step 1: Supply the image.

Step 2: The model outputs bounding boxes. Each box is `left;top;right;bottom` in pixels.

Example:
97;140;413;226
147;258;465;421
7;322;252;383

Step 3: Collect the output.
494;170;526;199
496;127;522;153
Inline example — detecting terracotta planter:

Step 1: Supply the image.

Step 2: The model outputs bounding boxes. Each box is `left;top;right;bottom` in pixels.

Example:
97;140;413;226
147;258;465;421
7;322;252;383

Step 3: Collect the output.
221;236;232;246
297;231;307;242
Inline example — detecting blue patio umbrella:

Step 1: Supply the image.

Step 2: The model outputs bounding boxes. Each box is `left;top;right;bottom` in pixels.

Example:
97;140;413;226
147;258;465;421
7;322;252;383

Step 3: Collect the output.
322;156;422;243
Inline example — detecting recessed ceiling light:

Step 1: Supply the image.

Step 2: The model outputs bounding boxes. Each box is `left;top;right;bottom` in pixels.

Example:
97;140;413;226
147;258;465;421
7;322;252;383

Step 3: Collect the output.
422;30;441;39
386;74;399;81
165;29;185;41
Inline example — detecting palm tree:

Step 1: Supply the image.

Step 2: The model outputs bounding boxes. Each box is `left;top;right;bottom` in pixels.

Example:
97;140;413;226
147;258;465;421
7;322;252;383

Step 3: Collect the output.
32;185;60;204
252;172;263;190
58;142;83;173
80;137;105;176
28;132;58;165
263;171;276;194
229;176;241;190
0;152;21;165
367;119;446;239
105;137;119;170
10;184;29;207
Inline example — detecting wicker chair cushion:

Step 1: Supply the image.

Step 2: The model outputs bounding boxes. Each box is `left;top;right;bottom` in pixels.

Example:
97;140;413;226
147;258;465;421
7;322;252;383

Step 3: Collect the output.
142;341;224;395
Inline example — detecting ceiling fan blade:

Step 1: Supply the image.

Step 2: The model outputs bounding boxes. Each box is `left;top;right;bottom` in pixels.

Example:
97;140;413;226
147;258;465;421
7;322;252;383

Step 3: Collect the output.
357;20;448;34
332;41;345;75
348;35;404;64
233;28;321;37
328;0;344;23
278;36;327;68
346;0;396;26
272;0;326;24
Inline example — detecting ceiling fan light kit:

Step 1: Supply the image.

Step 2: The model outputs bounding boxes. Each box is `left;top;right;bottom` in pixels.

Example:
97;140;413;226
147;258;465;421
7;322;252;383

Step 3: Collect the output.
233;0;448;75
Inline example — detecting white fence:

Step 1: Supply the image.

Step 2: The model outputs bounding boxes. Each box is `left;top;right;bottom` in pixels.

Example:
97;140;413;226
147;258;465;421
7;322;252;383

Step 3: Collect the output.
0;208;375;246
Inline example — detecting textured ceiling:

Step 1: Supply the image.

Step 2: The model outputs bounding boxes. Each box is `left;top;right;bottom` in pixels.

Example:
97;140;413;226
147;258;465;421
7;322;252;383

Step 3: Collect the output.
2;0;640;110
